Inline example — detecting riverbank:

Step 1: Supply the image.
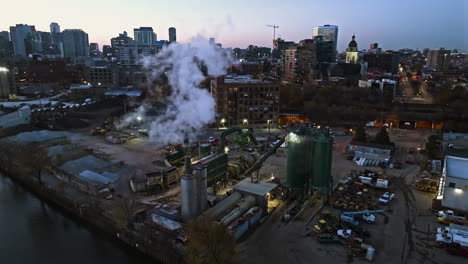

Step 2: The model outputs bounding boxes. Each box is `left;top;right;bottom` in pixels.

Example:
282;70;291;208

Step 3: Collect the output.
1;169;184;264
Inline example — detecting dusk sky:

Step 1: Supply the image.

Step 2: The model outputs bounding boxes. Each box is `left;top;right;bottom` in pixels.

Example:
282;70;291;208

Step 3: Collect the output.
1;0;466;52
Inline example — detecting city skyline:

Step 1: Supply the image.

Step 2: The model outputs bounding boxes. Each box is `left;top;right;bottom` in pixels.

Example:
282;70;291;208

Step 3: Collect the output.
0;0;466;52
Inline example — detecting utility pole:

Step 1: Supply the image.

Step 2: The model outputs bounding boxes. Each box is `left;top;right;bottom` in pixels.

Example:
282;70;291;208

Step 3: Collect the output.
266;24;279;46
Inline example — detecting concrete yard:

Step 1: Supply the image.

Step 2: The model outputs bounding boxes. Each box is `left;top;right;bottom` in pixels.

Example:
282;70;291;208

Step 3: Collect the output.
238;128;466;264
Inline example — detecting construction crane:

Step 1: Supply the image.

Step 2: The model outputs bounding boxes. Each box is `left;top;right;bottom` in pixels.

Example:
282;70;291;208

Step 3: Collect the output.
266;24;279;42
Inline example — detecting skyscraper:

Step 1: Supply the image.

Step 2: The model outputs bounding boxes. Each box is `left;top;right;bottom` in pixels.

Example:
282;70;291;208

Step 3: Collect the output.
169;27;176;43
134;27;156;45
62;29;89;58
312;25;338;62
9;24;36;56
50;22;60;33
50;22;62;44
0;31;12;57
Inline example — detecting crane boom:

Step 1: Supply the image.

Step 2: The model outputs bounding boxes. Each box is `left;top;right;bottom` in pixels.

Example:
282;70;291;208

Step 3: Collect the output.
266;24;279;43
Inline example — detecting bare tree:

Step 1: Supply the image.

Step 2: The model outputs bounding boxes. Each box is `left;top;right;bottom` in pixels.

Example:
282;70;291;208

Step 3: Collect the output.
119;195;137;228
186;216;239;264
18;144;52;184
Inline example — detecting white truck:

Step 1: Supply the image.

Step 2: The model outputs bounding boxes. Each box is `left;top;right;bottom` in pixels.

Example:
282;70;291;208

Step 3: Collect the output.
436;233;468;247
437;210;468;225
437;224;468;237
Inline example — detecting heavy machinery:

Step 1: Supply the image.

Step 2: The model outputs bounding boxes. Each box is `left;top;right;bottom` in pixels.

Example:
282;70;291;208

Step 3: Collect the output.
437;224;468;237
341;210;385;224
219;126;258;152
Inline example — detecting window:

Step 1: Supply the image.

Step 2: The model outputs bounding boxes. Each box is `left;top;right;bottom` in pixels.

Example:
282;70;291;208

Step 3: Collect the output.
448;182;456;188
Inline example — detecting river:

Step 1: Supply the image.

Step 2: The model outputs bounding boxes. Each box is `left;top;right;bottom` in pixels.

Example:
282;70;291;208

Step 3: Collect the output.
0;175;154;264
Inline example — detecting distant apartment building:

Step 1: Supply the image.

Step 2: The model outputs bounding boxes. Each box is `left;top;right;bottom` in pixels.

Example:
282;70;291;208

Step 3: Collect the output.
312;25;338;61
117;43;161;65
284;39;317;82
134;27;156;45
211;75;280;127
62;29;89;58
363;51;400;74
426;48;451;69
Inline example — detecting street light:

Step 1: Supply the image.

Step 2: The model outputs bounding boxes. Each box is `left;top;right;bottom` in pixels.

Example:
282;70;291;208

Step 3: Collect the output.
267;120;271;133
220;118;226;127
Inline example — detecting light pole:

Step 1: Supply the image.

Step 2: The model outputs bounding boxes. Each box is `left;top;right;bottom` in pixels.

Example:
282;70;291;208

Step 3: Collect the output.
243;119;248;129
267;120;271;134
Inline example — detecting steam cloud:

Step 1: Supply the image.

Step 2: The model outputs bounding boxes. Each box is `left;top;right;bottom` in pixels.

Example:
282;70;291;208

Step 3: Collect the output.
141;36;232;146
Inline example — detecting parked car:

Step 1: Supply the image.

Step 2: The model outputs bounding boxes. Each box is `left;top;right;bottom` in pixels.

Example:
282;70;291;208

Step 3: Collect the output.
317;233;339;243
379;192;395;204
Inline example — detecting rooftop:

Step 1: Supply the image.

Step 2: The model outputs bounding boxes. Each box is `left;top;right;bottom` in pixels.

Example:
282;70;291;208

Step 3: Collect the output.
70;84;93;89
224;75;272;84
445;155;468;180
233;177;278;196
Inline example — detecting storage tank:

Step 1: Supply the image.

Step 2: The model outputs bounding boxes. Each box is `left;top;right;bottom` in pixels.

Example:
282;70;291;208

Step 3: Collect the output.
286;130;314;189
219;195;256;226
196;167;208;212
181;174;199;221
310;134;333;194
203;192;242;220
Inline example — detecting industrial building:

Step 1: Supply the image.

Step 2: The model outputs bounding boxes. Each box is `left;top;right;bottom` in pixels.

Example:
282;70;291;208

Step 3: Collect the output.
211;75;280;128
0;106;31;129
438;154;468;212
232;177;278;213
286;126;334;199
347;141;393;165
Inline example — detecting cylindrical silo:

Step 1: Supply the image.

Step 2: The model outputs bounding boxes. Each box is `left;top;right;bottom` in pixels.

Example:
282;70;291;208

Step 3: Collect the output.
197;167;208;212
181;174;199;221
310;129;334;200
286;130;314;190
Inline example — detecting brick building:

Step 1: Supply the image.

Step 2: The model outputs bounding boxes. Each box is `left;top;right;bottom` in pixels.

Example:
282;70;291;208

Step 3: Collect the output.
211;75;280;128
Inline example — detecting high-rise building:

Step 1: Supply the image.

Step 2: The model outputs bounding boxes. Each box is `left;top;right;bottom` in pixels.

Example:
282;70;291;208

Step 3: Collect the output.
363;51;401;74
284;39;317;82
209;38;215;45
9;24;36;56
169;27;176;43
0;31;12;57
89;43;100;57
62;29;89;58
50;22;60;33
312;25;338;61
426;48;451;69
50;22;62;44
369;43;382;54
134;27;156;45
346;35;358;64
314;36;335;63
102;45;113;59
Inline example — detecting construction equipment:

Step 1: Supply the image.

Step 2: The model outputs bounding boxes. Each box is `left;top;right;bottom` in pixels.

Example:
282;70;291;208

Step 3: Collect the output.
341;210;385;224
437;224;468;237
266;24;279;42
436;233;468;247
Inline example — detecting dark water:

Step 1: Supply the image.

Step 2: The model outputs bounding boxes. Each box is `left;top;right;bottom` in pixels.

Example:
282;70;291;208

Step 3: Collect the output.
0;175;154;264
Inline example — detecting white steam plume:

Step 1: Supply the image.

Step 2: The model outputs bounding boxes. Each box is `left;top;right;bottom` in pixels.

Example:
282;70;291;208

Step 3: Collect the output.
141;36;232;146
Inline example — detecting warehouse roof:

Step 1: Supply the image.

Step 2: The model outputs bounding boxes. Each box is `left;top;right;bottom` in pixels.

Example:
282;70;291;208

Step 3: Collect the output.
233;177;277;196
445;155;468;180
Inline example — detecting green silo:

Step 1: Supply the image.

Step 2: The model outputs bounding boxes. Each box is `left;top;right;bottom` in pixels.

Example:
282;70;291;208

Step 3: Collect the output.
286;129;314;190
310;129;334;199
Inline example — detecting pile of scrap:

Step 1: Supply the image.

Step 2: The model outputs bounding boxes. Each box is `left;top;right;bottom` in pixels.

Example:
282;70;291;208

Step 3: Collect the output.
329;170;387;211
